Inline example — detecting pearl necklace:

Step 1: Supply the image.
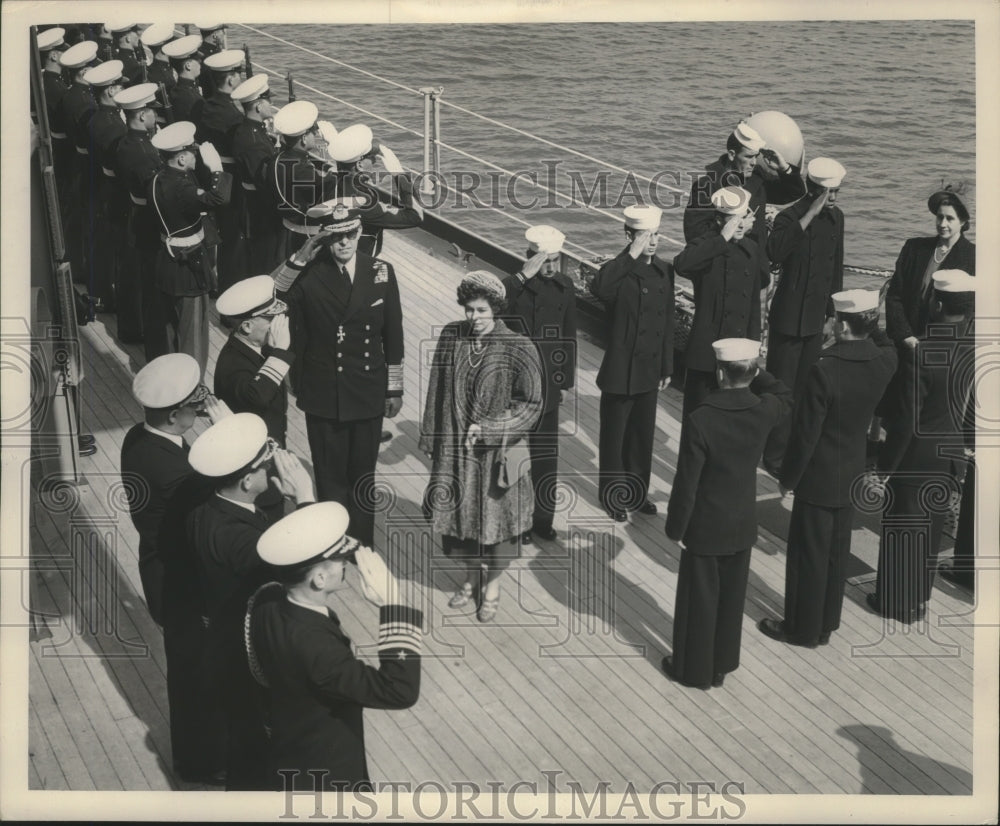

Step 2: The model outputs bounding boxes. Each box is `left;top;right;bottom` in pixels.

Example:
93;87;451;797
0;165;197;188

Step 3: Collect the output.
933;244;950;264
468;338;487;367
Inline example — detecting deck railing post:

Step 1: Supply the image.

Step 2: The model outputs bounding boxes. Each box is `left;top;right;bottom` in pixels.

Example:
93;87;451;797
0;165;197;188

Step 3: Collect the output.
419;86;444;197
432;87;443;184
420;87;433;196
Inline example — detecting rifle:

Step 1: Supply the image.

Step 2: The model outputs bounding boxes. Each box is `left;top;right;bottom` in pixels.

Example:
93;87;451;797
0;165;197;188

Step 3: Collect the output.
141;47;149;84
287;73;295;103
243;44;253;78
158;81;174;124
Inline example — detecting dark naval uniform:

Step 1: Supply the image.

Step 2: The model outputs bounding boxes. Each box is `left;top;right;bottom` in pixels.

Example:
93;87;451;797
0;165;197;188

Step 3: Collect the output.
776;330;897;644
338;171;423;258
57;78;97;286
281;249;404;545
87;103;128;308
665;370;792;688
264;147;340;256
115;127;163;349
673;231;761;418
112;44;145;88
120;424;216;779
148;163;233;372
42;68;73;198
169;77;204;123
752;161;806;206
186;495;274;789
248;585;423;791
762;197;845;472
590;248;674;514
502;270;577;532
196;91;246;290
231;118;282;273
873;324;975;621
213;336;292;446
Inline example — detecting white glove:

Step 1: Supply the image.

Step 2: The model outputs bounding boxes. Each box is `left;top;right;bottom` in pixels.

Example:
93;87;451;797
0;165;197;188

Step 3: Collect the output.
378;143;404;174
316;120;338;147
199;141;223;174
355;546;400;608
203;395;233;424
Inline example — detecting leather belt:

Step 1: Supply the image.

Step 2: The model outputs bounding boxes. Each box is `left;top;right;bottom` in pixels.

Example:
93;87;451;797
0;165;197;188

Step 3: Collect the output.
51;131;68;139
130;193;148;205
241;181;257;191
76;146;89;155
161;227;205;248
102;167;116;177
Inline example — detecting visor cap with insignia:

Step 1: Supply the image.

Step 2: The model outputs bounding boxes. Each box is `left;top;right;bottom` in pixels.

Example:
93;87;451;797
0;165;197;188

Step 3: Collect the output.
328;123;374;163
216;275;287;319
273;100;319;138
59;40;100;70
162;34;203;61
114;82;162;110
257;502;360;567
151;120;198;154
131;353;203;408
307;198;364;233
140;23;175;49
232;74;270;105
203;49;244;73
83;59;126;88
189;412;273;477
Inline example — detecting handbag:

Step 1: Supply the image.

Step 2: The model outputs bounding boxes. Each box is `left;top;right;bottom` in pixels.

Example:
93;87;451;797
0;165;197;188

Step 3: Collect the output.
496;429;531;490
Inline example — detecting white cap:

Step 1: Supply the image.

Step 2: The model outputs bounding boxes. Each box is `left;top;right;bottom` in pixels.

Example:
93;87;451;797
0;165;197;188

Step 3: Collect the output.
203;49;244;73
114;82;161;110
712;338;760;362
37;28;66;51
831;289;880;314
195;23;227;33
151;120;197;153
59;40;99;70
132;353;201;408
273;100;318;137
231;74;270;105
525;225;565;255
328;123;374;163
932;270;976;293
83;60;125;87
189;413;270;476
140;23;175;48
257;502;360;566
732;122;765;153
306;199;363;233
162;34;202;61
623;205;662;231
711;186;751;215
216;275;287;318
106;22;138;34
807;157;846;188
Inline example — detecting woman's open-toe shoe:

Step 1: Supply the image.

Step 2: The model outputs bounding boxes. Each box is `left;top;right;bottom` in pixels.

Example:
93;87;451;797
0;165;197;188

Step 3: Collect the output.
448;582;475;609
477;592;500;623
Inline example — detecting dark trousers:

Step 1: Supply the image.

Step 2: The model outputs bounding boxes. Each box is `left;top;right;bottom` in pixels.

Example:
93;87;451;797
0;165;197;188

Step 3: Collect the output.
245;228;284;276
951;462;975;587
598;389;657;512
217;205;248;294
529;404;561;530
160;292;210;376
763;330;823;470
672;547;752;687
783;500;853;642
116;242;146;343
305;412;383;546
681;368;716;421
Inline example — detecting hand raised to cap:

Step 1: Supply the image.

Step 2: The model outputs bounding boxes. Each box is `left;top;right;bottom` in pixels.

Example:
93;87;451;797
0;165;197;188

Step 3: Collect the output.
198;141;223;173
720;213;742;241
355;546;400;608
266;313;291;350
378;143;404;175
627;229;652;259
270;448;315;503
521;250;549;279
203;394;233;424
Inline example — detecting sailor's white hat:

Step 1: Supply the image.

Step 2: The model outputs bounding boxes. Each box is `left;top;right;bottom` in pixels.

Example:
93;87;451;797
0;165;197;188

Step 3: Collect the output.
712;338;760;362
932;270;976;293
732;122;765;153
623;205;662;231
807;157;846;189
525;225;565;256
711;186;752;215
832;289;880;314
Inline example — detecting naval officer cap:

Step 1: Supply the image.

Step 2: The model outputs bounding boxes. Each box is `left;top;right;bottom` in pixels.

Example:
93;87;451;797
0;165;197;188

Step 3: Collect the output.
189;412;273;477
232;74;271;105
106;22;138;34
623;205;662;231
732;122;765;153
132;353;203;408
273;100;319;138
932;270;976;293
712;338;760;363
257;502;361;567
329;123;374;163
37;27;67;51
59;40;100;70
196;23;227;33
525;225;565;256
114;82;162;110
203;49;244;73
162;34;203;61
151;120;198;154
711;186;752;215
83;60;126;88
140;23;175;49
831;289;880;314
307;198;364;233
216;275;287;319
807;157;846;189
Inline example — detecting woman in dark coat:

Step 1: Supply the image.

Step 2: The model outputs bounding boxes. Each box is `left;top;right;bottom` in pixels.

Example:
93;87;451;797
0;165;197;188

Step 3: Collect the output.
420;271;543;622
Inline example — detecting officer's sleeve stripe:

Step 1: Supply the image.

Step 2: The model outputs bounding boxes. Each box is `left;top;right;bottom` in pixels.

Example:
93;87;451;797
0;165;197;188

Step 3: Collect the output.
387;363;404;394
258;357;290;384
378;634;422;655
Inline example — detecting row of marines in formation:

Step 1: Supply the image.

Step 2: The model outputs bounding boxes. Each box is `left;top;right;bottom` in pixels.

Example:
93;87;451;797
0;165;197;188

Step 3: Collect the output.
32;23;979;792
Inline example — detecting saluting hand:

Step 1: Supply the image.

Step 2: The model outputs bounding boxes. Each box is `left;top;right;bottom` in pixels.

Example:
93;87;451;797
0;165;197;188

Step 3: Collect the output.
720;214;742;241
266;314;291;350
627;230;651;259
294;228;334;265
270;449;316;503
378;143;405;175
203;395;233;424
521;250;549;279
198;141;223;174
355;546;400;608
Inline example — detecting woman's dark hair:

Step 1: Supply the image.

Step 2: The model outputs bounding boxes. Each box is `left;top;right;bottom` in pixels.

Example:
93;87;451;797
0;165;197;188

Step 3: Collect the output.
456;282;505;315
928;185;971;232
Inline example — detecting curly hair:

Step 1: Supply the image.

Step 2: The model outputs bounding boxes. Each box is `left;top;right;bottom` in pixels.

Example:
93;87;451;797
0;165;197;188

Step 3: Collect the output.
456;271;506;314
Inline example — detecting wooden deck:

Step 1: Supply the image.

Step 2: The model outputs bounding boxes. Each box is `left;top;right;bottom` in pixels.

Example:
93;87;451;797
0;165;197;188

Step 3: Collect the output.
28;227;978;799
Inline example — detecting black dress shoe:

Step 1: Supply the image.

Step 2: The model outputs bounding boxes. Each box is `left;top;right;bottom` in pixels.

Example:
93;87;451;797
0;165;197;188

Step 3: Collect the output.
712;672;725;688
818;632;831;645
938;562;974;589
865;592;883;615
635;500;658;516
532;525;558;541
380;430;393;443
177;768;226;786
660;656;711;690
520;531;533;545
758;617;818;648
78;434;95;446
606;508;627;523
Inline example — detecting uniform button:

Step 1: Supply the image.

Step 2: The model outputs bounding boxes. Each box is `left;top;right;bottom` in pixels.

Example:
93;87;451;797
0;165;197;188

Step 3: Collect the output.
337;352;343;358
364;338;370;344
364;352;369;357
642;287;648;294
337;366;343;372
364;366;370;371
365;324;371;330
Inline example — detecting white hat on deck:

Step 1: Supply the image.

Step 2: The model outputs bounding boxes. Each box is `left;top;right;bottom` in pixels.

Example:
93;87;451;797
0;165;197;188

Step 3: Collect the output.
106;22;138;34
196;23;227;33
257;502;360;566
216;275;287;318
623;205;662;231
711;186;751;215
83;60;125;87
189;413;271;477
151;120;197;153
231;74;270;105
114;82;161;110
525;225;565;255
162;34;202;61
203;48;244;73
132;353;202;408
140;23;175;48
831;289;880;314
732;122;765;153
807;157;846;188
37;28;66;51
712;338;760;362
273;100;318;138
329;123;374;163
59;41;99;70
932;270;976;293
